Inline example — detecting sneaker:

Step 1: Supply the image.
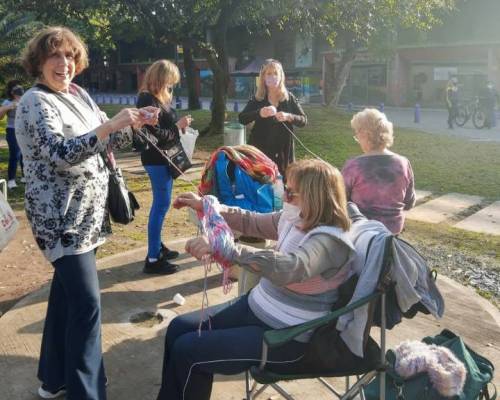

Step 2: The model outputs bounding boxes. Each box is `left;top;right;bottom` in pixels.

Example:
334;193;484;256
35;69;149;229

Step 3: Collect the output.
20;176;26;184
38;385;66;399
7;180;17;189
160;242;179;260
143;255;179;275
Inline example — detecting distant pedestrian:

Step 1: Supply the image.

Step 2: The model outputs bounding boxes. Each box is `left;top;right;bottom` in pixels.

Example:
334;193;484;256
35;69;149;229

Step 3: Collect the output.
446;77;459;129
239;59;307;176
0;80;25;189
342;108;416;234
481;81;498;129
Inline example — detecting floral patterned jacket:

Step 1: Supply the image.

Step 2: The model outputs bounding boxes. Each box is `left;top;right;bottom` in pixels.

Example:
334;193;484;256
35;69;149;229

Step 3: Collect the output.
15;84;132;262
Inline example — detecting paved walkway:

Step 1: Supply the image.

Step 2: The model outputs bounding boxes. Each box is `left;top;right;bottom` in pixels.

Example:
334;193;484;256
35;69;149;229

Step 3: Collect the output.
0;240;498;399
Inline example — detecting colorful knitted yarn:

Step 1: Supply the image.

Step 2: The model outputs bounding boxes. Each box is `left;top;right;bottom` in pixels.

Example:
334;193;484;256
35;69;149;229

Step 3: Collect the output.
199;145;280;195
198;195;237;293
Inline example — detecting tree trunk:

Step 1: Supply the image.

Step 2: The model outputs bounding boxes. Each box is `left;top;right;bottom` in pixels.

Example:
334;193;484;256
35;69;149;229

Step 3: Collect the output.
327;48;356;107
201;20;230;136
326;43;357;107
182;43;201;110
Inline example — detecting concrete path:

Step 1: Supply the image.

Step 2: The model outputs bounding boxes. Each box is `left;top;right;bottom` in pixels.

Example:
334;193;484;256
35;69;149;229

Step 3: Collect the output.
1;240;498;399
384;107;500;143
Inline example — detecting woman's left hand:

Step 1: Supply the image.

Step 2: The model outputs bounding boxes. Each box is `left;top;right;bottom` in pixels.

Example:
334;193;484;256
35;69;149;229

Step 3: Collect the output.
276;111;292;122
176;114;193;133
185;236;211;260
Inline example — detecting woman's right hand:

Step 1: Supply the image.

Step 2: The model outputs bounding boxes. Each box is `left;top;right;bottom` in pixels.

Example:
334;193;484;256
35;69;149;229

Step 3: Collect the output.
173;192;203;211
259;105;277;118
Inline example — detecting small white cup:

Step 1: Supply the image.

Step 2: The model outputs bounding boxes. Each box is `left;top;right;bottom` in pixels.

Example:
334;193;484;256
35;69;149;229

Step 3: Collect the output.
173;293;186;306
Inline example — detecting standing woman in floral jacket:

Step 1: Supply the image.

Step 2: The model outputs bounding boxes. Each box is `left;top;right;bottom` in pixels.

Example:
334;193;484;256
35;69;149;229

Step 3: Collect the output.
136;60;192;275
15;26;158;400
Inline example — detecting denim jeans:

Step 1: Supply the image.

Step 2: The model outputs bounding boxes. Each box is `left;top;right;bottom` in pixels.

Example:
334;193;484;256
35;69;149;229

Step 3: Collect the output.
38;250;106;400
156;295;306;400
6;127;23;180
144;164;173;259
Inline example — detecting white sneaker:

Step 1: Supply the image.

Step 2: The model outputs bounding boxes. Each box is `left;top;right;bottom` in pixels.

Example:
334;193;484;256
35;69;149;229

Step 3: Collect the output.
7;180;17;189
20;176;26;184
38;385;66;399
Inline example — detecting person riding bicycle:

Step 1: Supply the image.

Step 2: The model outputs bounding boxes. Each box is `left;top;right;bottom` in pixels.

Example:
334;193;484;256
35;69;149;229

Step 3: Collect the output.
446;77;459;129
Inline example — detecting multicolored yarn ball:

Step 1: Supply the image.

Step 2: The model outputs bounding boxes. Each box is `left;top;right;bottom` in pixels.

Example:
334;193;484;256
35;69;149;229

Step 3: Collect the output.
198;195;236;293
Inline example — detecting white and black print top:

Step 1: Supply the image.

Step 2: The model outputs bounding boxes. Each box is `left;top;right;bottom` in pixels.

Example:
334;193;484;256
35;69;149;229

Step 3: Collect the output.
15;84;132;262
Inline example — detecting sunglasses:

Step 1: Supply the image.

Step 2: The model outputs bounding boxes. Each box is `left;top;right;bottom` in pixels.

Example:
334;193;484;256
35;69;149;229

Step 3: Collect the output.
284;185;298;200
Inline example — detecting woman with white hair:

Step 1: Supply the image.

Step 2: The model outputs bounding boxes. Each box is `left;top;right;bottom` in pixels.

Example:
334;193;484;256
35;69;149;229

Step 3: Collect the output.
239;59;307;176
342;108;416;234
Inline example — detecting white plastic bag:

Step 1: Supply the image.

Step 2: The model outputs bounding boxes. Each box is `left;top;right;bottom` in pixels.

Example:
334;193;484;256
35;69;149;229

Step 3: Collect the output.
0;191;19;251
180;127;199;161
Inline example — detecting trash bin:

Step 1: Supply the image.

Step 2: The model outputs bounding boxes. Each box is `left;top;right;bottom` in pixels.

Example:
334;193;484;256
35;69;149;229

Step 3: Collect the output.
223;122;245;146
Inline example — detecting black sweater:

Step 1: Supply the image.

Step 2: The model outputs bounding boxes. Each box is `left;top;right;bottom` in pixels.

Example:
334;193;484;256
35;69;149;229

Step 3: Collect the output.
136;92;180;166
238;92;307;175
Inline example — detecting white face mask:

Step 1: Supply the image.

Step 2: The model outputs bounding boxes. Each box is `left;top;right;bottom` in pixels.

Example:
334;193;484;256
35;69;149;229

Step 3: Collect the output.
282;201;302;224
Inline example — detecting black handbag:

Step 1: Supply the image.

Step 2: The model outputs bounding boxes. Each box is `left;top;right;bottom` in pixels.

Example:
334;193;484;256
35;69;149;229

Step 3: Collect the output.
35;83;140;224
133;127;192;179
100;151;140;224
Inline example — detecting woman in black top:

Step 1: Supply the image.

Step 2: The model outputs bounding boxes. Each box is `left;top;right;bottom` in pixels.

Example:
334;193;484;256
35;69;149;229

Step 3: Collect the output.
239;59;307;176
137;59;192;274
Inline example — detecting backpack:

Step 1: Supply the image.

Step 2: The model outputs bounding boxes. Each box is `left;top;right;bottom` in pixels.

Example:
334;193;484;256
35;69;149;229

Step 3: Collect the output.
213;152;282;212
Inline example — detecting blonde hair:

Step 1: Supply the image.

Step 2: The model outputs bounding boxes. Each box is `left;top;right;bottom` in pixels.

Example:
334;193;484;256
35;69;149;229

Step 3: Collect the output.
21;26;88;78
286;159;351;232
351;108;394;150
140;59;180;105
255;59;289;102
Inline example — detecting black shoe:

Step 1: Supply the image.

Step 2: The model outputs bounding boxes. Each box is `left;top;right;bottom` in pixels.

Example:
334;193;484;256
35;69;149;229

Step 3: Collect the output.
160;242;180;260
143;256;179;275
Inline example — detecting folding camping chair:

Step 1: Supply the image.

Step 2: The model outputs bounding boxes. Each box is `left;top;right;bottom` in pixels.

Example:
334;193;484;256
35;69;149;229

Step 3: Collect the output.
244;235;395;400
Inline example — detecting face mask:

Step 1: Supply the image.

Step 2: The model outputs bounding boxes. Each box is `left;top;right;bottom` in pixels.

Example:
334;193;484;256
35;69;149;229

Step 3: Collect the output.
265;75;279;88
282;201;302;224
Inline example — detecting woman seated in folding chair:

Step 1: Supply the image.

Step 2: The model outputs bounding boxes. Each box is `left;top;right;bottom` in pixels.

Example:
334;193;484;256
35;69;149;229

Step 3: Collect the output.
156;159;357;400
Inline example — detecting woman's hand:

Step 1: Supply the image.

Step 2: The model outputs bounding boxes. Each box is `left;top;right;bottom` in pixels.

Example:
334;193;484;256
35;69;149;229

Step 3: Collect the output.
173;192;203;211
96;107;160;140
139;106;160;126
176;114;193;133
276;111;292;122
259;106;277;118
185;236;211;260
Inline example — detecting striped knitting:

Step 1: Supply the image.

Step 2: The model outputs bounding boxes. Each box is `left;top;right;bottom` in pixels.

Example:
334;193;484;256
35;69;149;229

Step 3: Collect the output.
199;145;280;195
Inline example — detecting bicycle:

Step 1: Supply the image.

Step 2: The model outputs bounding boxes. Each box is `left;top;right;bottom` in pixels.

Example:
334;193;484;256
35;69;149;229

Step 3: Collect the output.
454;96;487;129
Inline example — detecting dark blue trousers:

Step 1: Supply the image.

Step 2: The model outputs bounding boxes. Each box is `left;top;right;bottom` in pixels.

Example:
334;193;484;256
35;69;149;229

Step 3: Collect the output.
156;295;306;400
144;164;173;259
6;127;23;181
38;250;106;400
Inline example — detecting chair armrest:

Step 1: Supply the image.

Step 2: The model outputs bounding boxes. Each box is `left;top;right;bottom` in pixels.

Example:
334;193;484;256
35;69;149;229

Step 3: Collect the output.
263;291;381;348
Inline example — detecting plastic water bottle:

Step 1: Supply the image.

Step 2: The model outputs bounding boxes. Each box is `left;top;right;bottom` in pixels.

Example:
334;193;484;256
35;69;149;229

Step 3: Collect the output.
272;177;284;211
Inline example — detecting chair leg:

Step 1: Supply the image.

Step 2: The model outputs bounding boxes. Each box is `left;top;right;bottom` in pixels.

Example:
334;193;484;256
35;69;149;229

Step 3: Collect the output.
340;371;378;400
317;377;342;398
270;383;295;400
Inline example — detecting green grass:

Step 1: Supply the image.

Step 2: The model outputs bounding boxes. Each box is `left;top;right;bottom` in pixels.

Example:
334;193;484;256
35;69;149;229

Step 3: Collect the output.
103;105;500;199
3;105;500;200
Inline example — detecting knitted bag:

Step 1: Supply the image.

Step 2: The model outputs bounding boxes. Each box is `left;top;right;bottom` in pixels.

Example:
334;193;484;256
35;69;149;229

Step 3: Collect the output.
364;329;496;400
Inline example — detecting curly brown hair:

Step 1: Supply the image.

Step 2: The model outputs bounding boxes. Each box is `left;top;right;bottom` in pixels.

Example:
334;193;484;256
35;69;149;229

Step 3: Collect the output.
21;26;89;78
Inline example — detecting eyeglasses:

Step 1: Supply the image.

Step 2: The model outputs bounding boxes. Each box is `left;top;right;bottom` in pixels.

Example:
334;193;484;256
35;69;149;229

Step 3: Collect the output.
284;185;298;201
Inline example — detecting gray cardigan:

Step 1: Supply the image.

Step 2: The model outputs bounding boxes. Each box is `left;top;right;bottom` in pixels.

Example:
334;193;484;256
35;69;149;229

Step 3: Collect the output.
15;85;132;262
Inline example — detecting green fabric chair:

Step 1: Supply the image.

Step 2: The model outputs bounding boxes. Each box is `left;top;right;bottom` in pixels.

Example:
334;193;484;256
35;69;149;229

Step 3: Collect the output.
244;236;395;400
